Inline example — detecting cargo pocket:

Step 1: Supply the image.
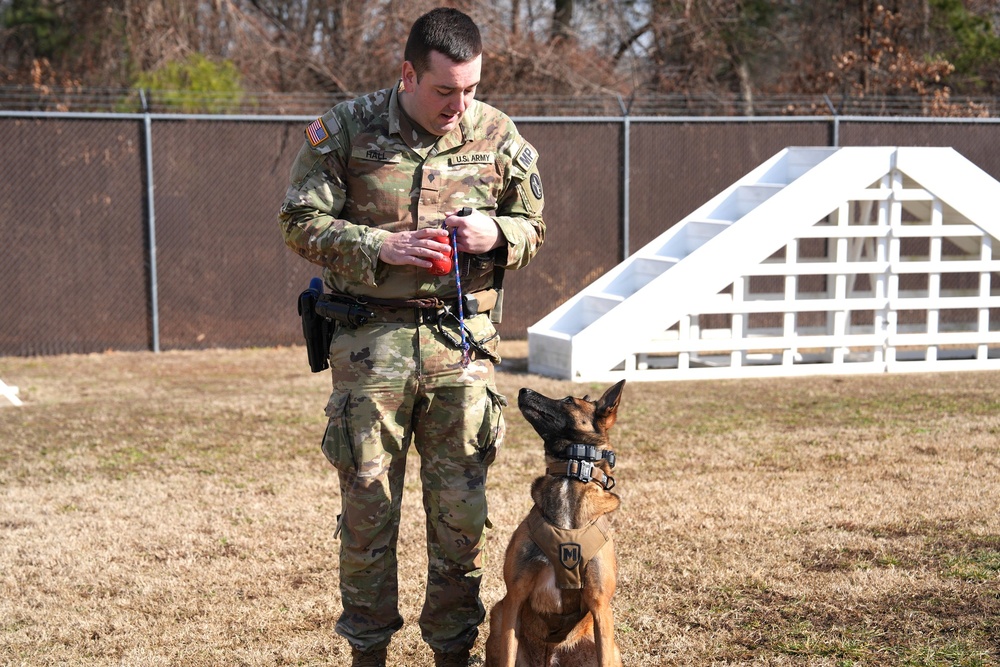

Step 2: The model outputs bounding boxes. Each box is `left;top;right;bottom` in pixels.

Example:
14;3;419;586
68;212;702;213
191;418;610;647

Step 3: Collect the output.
467;313;502;364
476;386;508;467
321;390;356;474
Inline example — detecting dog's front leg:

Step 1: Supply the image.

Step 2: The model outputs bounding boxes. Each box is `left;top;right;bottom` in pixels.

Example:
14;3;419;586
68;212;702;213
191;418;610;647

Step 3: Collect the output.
490;596;523;667
592;602;621;667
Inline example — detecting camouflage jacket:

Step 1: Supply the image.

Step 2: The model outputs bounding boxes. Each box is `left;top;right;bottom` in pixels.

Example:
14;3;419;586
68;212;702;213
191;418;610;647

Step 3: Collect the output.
279;82;545;301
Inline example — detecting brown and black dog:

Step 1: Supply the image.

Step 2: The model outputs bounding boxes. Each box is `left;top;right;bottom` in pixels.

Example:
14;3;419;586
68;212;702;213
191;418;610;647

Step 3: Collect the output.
486;380;626;667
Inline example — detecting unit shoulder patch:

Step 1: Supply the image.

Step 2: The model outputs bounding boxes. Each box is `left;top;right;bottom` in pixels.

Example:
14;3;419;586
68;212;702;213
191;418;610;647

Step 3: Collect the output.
517;161;544;214
530;172;543;200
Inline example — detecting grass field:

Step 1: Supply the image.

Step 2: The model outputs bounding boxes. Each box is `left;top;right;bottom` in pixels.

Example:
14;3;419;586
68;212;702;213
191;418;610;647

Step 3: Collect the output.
1;343;999;666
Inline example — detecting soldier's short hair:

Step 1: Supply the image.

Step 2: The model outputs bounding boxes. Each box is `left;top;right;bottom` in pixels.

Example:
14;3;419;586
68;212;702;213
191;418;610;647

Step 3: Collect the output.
405;7;482;79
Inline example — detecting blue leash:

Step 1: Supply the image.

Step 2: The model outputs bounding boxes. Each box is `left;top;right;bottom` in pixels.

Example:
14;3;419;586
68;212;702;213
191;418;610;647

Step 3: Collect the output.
452;208;472;366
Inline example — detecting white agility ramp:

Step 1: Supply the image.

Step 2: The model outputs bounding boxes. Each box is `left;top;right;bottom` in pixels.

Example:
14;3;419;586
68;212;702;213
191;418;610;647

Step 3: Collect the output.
528;146;1000;382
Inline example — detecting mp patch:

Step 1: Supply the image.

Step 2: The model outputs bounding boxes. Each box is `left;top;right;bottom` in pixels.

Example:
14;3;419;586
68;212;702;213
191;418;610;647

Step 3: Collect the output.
306;118;328;147
515;142;537;172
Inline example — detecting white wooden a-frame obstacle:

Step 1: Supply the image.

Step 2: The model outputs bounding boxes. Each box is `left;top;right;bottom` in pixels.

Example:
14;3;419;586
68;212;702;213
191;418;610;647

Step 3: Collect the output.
528;147;1000;382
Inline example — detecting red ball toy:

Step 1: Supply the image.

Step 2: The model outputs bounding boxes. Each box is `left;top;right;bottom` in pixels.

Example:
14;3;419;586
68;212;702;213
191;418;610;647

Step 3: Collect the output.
428;243;453;276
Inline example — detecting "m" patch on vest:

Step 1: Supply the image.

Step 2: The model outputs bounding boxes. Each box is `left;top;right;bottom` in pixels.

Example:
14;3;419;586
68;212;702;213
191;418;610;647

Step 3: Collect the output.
559;542;582;570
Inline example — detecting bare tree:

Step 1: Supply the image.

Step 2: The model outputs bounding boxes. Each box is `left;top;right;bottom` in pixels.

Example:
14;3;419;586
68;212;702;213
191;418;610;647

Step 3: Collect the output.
552;0;573;43
2;0;999;112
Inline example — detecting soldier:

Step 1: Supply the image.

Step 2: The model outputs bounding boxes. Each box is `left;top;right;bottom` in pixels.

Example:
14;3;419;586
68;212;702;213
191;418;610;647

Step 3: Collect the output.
278;7;544;667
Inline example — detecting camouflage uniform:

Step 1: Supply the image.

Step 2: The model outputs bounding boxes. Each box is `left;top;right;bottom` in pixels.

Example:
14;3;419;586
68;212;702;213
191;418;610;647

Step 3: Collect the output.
279;81;544;654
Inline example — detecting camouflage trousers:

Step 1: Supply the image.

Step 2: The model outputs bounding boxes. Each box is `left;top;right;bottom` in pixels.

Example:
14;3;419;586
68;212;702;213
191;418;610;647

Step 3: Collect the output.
320;312;506;653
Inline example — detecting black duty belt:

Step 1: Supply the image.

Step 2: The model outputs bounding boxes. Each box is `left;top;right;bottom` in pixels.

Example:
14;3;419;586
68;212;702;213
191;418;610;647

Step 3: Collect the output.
317;290;498;325
313;290;501;363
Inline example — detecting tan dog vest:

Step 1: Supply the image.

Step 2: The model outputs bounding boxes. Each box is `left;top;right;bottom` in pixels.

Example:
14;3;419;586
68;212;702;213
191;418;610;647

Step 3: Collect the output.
526;506;612;590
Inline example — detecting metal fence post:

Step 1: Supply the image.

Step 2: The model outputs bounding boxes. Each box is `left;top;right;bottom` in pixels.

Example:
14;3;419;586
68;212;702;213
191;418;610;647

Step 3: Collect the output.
824;95;840;147
140;89;160;352
618;95;630;261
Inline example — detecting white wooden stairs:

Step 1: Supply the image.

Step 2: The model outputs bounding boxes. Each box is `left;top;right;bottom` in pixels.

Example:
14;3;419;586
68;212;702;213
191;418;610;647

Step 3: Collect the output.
527;147;1000;382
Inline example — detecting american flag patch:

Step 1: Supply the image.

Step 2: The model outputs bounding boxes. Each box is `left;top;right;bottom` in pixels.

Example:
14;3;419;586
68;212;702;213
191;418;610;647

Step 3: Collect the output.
306;118;329;147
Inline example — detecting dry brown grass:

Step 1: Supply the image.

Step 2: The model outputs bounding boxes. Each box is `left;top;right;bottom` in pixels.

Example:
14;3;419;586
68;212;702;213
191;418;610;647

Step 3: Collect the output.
1;343;999;666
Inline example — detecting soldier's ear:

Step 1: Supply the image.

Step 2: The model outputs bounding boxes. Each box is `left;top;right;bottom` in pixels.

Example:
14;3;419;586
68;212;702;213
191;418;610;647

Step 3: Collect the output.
401;61;417;92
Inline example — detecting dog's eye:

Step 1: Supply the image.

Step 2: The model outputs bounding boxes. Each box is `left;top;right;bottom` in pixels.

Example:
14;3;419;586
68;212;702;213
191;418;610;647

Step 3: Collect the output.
562;397;575;404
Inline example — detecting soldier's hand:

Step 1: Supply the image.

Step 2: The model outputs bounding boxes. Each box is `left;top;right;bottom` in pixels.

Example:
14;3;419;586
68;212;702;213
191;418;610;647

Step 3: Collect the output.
445;208;503;254
378;228;452;268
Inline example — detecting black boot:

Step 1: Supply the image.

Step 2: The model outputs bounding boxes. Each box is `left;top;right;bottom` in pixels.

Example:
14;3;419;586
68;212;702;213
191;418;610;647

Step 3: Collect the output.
351;647;387;667
433;648;471;667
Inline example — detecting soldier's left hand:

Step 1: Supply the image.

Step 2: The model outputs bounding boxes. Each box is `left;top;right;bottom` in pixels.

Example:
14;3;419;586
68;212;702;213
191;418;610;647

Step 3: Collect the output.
445;209;503;254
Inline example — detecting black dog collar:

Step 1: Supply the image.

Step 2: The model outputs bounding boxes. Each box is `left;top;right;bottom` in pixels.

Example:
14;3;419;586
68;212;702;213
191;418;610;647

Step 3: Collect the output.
547;459;616;491
563;443;616;469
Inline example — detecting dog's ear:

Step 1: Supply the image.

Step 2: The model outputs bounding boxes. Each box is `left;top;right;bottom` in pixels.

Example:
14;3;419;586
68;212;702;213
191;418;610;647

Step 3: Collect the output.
595;380;626;431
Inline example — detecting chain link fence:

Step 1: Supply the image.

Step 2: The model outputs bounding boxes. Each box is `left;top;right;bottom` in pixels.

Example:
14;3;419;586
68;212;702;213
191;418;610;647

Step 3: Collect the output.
3;108;1000;356
4;86;1000;118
